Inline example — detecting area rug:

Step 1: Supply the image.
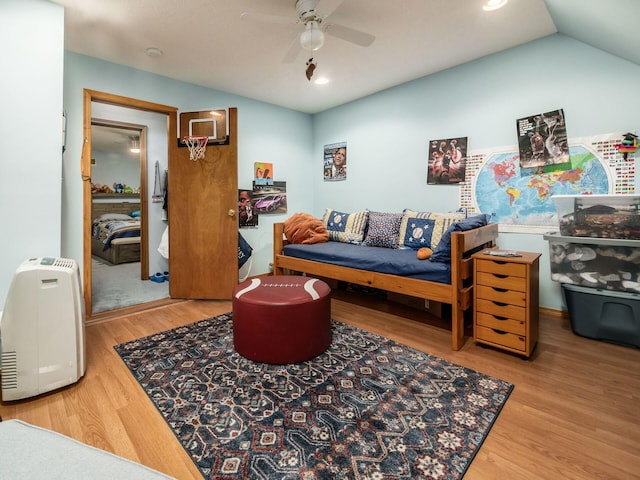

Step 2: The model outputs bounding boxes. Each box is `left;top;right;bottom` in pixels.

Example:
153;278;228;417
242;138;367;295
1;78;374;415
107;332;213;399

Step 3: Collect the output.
114;314;513;479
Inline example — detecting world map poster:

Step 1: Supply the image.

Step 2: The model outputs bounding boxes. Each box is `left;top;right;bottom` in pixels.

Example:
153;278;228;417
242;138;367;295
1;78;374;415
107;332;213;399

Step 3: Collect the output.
459;133;636;232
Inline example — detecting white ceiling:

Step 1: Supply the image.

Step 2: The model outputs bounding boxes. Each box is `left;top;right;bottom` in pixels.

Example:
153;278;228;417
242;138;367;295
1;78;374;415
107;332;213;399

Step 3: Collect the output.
91;124;140;157
52;0;640;115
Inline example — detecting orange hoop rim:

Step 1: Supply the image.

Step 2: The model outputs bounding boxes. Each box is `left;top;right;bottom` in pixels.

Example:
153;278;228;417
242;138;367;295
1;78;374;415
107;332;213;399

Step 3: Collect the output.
182;135;209;145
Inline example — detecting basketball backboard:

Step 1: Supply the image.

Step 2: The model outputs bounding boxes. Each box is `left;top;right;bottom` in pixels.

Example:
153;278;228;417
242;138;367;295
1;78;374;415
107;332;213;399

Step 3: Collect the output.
178;109;229;146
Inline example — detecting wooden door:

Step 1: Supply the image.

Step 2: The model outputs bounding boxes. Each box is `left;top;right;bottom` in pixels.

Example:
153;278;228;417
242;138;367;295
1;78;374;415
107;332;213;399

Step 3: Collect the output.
168;108;238;299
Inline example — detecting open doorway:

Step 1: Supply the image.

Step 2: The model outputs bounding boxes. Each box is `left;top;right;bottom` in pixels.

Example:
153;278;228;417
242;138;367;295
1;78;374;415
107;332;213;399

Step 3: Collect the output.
82;89;178;319
89;122;169;313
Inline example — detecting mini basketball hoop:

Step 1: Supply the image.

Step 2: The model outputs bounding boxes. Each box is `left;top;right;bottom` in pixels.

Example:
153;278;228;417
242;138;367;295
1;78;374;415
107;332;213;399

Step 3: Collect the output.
182;136;208;161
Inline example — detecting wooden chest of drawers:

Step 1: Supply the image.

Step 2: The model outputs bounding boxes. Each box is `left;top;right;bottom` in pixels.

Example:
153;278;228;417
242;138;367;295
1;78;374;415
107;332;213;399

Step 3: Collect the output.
472;250;541;358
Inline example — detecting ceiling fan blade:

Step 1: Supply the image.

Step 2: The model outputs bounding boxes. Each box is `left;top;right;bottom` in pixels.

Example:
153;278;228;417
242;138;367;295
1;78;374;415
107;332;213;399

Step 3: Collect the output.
240;11;299;25
282;35;302;64
325;23;375;47
315;0;345;18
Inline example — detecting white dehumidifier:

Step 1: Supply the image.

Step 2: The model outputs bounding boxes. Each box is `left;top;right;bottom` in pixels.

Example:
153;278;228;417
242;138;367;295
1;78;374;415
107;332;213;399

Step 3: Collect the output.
0;257;85;401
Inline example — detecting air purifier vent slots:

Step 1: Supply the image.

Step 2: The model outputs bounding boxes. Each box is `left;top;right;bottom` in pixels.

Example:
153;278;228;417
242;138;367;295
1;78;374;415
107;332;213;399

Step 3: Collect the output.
54;258;76;269
1;351;17;389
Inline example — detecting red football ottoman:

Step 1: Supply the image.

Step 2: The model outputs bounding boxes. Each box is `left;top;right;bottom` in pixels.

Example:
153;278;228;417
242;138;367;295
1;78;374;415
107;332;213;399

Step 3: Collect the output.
232;276;332;364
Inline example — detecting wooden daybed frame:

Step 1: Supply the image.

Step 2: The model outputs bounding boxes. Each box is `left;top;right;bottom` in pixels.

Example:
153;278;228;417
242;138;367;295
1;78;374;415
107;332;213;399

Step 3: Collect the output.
273;222;499;351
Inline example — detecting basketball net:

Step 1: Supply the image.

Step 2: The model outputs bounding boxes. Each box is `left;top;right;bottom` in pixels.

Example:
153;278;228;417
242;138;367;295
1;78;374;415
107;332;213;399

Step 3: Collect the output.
182;136;208;161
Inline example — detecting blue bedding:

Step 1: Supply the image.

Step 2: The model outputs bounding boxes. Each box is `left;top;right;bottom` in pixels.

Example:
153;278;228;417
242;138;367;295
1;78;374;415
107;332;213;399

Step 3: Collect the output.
283;242;451;284
92;218;140;251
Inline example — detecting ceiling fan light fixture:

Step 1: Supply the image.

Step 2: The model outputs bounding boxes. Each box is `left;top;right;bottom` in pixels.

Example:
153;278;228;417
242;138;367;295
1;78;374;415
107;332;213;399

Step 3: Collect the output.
300;21;325;51
129;136;140;153
482;0;508;11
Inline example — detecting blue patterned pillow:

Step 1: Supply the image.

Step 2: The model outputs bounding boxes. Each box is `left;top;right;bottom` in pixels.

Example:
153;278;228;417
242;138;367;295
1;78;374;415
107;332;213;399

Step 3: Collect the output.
400;209;467;249
322;209;369;244
362;211;403;248
399;209;430;248
400;217;436;249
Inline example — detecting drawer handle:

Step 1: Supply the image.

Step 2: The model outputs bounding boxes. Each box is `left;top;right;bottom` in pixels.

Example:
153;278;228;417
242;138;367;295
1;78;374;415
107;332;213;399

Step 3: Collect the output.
492;315;508;321
492;273;508;279
491;287;508;293
491;301;508;307
491;329;508;335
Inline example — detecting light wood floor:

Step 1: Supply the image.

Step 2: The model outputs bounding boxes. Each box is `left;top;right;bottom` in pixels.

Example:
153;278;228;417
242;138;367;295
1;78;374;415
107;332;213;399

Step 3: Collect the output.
1;294;639;480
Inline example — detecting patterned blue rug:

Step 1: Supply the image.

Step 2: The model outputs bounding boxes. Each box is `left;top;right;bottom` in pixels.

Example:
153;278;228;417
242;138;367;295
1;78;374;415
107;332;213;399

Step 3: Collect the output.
115;314;513;479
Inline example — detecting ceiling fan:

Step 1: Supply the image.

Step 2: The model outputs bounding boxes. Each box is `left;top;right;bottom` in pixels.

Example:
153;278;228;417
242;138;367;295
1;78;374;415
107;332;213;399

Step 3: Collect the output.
240;0;376;63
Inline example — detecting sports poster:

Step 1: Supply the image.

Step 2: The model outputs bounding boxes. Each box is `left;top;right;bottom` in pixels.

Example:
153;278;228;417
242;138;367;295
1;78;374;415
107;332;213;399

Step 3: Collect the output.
427;136;468;184
238;189;258;228
516;108;569;168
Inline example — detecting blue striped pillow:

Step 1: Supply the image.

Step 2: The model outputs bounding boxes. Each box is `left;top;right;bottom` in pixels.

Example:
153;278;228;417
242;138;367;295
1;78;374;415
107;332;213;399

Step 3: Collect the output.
322;209;369;244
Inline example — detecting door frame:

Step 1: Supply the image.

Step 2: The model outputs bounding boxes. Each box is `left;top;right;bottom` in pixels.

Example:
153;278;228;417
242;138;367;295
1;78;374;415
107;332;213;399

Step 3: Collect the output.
82;89;178;318
90;119;148;301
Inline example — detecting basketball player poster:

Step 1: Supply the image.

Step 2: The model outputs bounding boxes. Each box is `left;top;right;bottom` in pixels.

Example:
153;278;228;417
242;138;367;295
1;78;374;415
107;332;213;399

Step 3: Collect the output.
427;136;468;184
516;108;569;169
238;189;258;228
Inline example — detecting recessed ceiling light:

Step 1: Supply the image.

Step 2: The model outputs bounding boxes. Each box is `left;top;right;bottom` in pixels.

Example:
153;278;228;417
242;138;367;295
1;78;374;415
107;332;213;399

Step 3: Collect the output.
483;0;508;11
314;77;329;85
146;47;163;57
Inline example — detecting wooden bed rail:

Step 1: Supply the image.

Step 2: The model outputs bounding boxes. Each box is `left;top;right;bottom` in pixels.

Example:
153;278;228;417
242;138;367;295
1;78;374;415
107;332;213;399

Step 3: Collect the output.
273;222;498;350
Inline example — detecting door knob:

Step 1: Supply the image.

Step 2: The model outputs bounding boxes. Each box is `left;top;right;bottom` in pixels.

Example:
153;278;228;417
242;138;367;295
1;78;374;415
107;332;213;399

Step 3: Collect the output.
228;209;236;217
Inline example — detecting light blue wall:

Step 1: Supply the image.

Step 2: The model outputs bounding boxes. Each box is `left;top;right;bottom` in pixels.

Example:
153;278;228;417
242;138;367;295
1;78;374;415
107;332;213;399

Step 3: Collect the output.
313;34;640;311
62;53;314;281
0;0;64;312
91;151;140;189
3;3;638;317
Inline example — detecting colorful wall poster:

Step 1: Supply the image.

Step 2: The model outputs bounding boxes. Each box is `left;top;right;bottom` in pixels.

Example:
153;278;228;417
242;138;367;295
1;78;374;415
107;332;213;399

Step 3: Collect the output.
459;132;634;233
324;142;347;181
252;181;287;214
238;189;258;228
254;162;274;186
427;136;468;184
516;108;569;168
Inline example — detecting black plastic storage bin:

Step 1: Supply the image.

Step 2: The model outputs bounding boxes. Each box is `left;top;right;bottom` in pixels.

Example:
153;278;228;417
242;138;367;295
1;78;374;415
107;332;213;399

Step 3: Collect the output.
562;284;640;348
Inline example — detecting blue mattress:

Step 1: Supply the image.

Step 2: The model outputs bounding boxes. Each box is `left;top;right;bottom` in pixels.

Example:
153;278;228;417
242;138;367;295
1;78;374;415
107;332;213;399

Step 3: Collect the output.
283;242;451;284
